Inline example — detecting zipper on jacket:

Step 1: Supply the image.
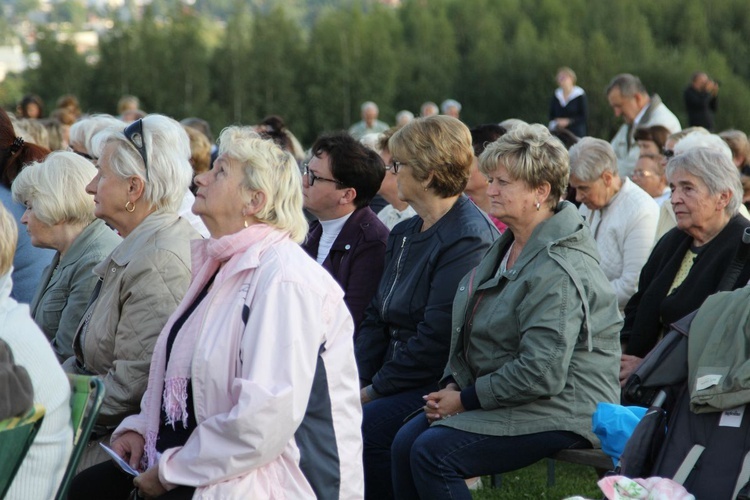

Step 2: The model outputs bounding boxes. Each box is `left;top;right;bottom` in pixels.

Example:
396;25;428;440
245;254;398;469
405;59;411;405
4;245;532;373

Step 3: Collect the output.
382;236;407;318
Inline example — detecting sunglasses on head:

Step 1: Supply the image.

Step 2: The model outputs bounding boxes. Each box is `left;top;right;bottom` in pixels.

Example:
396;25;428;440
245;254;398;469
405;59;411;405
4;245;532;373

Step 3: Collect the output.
124;118;149;180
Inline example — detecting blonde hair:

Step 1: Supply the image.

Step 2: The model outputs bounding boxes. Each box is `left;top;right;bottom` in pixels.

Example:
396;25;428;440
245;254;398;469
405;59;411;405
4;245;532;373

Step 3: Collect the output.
12;151;97;226
0;202;17;276
557;66;577;84
218;126;308;243
479;123;569;209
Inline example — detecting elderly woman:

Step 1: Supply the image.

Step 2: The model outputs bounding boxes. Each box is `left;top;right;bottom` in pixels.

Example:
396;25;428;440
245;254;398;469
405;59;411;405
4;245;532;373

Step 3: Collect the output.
11;152;122;361
620;147;750;383
0;201;73;499
634;124;670;157
391;124;622;499
548;67;588;138
569;137;659;311
354;115;499;499
62;115;200;470
70;127;363;499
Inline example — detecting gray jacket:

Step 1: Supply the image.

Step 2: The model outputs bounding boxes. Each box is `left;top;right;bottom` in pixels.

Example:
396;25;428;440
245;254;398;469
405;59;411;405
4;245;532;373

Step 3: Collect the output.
30;219;122;362
67;212;198;427
437;202;622;445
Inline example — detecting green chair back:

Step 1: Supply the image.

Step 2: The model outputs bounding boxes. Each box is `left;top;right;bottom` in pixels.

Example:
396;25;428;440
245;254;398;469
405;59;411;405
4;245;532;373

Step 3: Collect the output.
54;374;105;500
0;404;46;498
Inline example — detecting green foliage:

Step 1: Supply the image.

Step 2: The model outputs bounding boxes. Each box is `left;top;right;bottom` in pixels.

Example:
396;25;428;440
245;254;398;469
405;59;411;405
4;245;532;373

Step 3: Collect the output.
13;0;750;146
471;461;601;499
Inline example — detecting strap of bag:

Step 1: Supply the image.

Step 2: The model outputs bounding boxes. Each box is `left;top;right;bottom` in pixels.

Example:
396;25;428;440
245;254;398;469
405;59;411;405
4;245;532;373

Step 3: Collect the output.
733;450;750;499
672;444;706;484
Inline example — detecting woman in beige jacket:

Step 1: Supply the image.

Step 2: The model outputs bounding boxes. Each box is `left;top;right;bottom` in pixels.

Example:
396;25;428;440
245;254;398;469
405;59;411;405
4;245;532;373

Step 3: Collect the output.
63;115;200;470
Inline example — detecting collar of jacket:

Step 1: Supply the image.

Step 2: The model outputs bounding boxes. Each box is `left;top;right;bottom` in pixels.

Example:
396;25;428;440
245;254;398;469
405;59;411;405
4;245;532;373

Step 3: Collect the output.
190;223;287;280
59;219;120;271
97;210;181;270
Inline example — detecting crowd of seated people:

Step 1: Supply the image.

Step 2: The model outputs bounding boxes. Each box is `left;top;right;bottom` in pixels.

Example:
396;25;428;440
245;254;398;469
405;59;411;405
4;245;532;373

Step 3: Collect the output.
3;72;750;499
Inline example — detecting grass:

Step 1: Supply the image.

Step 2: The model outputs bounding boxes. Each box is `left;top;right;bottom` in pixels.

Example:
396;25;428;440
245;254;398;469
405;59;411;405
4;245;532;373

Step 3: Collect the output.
471;460;603;499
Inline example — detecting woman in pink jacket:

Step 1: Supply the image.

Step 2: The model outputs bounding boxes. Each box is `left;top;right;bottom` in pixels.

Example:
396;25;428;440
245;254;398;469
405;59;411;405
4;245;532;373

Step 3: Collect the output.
70;127;364;499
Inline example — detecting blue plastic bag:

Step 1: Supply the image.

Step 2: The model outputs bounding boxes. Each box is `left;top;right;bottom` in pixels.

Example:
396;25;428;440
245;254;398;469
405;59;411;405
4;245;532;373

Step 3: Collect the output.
592;402;647;465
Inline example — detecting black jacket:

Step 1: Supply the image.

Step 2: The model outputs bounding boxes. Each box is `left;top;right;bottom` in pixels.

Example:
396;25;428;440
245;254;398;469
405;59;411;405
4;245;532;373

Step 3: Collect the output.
622;214;750;357
355;195;498;396
549;93;588;138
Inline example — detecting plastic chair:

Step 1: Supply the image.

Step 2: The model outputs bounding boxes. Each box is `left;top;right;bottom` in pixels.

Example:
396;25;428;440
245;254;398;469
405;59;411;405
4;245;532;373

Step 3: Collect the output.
54;374;106;500
0;404;46;498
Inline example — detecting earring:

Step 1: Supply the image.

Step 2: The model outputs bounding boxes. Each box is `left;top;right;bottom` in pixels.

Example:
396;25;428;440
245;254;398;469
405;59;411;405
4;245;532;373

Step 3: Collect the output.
125;201;135;213
535;201;541;211
244;220;248;228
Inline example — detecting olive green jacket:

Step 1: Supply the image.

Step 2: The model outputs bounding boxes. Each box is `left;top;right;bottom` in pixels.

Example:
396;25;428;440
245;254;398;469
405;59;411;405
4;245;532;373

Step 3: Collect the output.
436;202;622;445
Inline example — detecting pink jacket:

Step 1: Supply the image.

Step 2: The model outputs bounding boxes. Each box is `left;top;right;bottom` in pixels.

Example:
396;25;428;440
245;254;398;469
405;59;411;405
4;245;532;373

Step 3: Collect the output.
114;225;364;499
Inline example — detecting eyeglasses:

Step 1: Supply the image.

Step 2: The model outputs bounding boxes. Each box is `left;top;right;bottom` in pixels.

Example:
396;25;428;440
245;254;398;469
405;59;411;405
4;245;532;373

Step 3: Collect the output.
303;162;344;187
386;160;404;174
661;149;675;159
632;169;656;178
124;118;149;180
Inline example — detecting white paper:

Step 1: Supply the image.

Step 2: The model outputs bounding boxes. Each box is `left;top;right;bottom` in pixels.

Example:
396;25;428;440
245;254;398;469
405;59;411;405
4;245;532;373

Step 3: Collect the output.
695;374;722;391
99;442;140;476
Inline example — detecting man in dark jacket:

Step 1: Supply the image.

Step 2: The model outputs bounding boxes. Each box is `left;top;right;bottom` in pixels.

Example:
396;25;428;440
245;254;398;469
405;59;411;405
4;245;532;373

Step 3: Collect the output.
684;71;719;131
302;132;389;337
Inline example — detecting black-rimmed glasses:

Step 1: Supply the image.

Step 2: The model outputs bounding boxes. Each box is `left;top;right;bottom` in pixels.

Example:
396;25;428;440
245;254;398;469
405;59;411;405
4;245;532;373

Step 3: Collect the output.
124;118;149;179
303;162;344;186
386;160;403;174
67;146;93;161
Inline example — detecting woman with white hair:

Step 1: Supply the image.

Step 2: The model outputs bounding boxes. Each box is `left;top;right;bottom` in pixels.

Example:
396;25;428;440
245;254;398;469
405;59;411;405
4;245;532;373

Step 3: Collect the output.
11;152;121;361
620;147;750;384
0;200;73;499
62;115;200;470
70;127;363;499
68;114;124;161
569;137;659;311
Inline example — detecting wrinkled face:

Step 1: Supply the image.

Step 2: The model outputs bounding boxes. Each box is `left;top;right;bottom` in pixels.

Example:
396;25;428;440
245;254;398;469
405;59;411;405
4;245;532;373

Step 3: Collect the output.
20;201;56;250
569;173;611;211
485;163;537;225
608;88;643;125
363;106;378;126
86;143;131;231
394;158;421;204
670;169;727;237
633;156;666;198
192;153;248;237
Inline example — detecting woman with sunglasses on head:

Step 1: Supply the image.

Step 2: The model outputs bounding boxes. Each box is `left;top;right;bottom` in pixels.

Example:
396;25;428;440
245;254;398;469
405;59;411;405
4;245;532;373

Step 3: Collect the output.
62;115;201;473
71;127;364;499
355;115;499;499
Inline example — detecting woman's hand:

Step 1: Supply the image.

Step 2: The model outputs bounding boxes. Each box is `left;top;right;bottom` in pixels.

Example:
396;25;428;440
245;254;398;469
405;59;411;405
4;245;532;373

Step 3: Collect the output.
133;464;167;499
555;118;571;129
360;387;372;405
620;354;643;387
111;430;145;470
423;385;465;423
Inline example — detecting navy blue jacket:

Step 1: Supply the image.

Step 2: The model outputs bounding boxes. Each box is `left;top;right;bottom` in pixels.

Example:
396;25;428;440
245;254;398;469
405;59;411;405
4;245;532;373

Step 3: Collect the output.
303;206;389;337
355;195;499;396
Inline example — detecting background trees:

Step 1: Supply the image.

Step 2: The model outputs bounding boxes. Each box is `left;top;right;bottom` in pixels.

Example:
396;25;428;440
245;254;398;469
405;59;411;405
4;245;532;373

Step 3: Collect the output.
4;0;750;145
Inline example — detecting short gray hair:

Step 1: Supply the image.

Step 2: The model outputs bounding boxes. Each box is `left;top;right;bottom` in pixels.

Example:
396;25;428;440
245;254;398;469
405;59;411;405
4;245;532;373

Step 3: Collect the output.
11;151;97;226
479;123;569;209
667;148;742;216
441;99;462;113
674;132;732;161
606;73;648;98
69;114;123;157
90;114;192;213
568;137;619;181
361;101;378;113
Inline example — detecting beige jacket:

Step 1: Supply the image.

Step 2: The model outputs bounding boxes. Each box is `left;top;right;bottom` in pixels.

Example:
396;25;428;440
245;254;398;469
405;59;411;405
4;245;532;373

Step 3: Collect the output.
68;211;199;428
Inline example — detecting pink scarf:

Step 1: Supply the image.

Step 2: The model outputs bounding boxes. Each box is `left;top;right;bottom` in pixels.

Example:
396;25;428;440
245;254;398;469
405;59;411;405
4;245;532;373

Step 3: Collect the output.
141;224;277;468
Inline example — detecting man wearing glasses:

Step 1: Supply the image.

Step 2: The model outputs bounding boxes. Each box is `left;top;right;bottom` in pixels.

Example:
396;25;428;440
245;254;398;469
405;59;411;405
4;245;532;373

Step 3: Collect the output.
302;132;389;338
